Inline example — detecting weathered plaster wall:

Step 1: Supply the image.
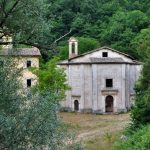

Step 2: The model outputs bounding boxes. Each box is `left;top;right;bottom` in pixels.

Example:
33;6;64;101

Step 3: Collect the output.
15;57;39;88
70;48;133;63
59;48;142;113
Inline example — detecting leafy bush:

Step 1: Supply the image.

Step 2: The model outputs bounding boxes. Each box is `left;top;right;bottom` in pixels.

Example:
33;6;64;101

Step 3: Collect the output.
113;125;150;150
0;57;81;150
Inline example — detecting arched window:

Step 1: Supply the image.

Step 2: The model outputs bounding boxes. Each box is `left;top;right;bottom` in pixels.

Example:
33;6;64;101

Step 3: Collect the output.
72;43;75;54
105;95;114;112
74;100;79;111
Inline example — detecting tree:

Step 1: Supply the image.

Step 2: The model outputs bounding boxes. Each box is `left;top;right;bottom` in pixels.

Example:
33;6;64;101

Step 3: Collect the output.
131;57;150;127
100;10;149;58
131;28;150;60
0;0;49;47
0;0;72;60
113;124;150;150
0;57;80;149
32;57;70;99
130;28;150;127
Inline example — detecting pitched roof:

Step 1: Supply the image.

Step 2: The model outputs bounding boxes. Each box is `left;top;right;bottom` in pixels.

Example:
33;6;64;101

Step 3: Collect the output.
58;46;142;65
69;46;134;60
0;47;41;56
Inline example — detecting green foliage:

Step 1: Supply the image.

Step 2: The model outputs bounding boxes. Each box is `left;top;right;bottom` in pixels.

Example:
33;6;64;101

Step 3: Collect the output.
131;57;150;127
100;10;149;58
113;125;150;150
0;0;51;45
0;58;81;149
130;26;150;127
131;27;150;60
1;0;150;60
48;0;150;60
131;87;150;127
59;37;100;60
32;57;70;99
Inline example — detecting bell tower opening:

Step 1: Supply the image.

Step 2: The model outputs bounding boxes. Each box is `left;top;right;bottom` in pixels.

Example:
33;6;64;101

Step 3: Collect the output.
69;37;78;58
72;42;75;54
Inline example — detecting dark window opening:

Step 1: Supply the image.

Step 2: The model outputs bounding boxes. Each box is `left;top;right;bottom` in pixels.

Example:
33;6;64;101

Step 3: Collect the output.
27;60;31;68
102;52;108;57
27;79;32;87
106;79;113;88
72;43;75;54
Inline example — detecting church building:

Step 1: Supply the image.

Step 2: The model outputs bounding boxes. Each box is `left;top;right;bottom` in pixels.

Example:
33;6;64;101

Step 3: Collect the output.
59;37;141;113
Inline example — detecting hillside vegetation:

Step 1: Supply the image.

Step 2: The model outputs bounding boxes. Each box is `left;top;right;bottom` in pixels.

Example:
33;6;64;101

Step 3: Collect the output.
47;0;150;60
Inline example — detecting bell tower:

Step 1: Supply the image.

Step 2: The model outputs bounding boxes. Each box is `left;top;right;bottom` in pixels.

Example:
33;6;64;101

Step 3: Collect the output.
69;37;78;58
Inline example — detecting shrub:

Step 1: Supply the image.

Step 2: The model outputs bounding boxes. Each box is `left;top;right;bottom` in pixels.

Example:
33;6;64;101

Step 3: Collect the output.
113;125;150;150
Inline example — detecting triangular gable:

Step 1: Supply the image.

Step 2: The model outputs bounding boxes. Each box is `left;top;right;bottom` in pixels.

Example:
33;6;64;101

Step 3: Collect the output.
69;46;134;61
58;46;141;65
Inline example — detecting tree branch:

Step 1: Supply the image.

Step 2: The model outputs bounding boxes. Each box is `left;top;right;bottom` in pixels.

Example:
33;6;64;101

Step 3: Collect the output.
0;29;72;50
54;29;72;43
0;0;21;27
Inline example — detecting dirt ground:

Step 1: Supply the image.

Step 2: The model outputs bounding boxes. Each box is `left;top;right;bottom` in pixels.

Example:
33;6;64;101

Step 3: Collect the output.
60;112;130;150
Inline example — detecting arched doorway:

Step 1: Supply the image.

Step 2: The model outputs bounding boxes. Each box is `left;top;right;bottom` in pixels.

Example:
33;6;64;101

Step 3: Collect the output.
105;95;114;112
74;100;79;111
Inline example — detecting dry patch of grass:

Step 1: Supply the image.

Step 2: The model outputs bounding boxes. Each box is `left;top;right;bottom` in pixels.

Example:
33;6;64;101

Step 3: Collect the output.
60;112;130;150
84;131;121;150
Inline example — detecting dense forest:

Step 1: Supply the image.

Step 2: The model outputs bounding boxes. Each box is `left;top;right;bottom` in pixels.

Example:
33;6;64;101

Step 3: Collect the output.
0;0;150;61
48;0;150;61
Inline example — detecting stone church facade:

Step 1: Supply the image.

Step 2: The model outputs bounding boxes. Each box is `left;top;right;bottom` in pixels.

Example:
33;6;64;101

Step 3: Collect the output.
59;37;141;113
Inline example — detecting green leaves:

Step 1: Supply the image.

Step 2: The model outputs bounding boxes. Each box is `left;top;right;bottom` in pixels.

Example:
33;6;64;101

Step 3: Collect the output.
113;125;150;150
32;57;70;99
0;57;80;149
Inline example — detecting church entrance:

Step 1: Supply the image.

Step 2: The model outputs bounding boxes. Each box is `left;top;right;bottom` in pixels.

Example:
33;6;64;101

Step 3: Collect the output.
74;100;79;111
105;95;114;112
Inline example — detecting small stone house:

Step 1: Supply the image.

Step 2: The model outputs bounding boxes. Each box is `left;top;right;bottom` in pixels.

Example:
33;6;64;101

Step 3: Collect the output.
59;37;141;113
0;46;41;88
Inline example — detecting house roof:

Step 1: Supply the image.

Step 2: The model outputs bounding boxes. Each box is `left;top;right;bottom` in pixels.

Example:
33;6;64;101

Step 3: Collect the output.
0;47;41;57
69;46;134;61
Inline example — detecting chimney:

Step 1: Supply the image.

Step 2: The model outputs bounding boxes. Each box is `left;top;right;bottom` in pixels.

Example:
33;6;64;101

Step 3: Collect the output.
68;37;78;59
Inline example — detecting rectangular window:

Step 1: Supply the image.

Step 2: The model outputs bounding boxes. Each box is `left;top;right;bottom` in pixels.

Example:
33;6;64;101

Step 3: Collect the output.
27;79;32;87
102;52;108;57
106;79;113;88
27;60;31;68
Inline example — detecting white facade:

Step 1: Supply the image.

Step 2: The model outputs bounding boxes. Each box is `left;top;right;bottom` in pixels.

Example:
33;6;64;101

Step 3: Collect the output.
59;37;141;113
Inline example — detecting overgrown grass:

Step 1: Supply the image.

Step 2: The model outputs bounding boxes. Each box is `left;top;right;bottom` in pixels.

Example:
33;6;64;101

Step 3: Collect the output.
60;112;130;150
84;132;122;150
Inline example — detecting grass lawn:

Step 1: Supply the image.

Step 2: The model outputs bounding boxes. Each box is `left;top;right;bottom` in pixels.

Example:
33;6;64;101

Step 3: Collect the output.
60;112;130;150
